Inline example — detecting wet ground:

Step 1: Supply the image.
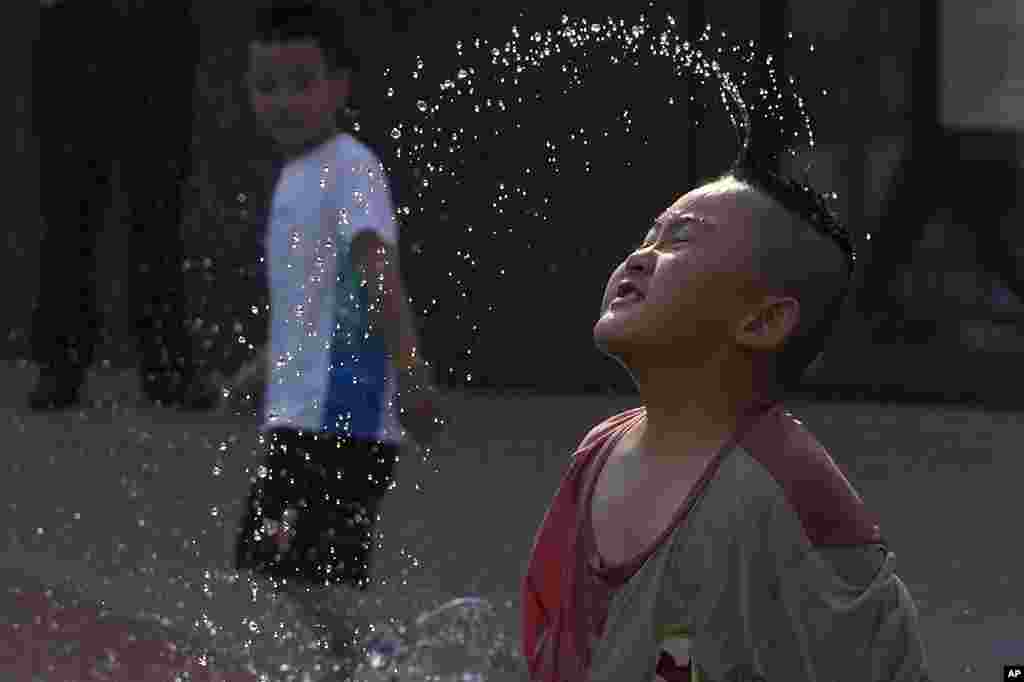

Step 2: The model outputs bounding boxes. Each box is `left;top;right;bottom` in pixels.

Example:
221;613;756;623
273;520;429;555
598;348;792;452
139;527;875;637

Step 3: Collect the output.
1;362;1022;680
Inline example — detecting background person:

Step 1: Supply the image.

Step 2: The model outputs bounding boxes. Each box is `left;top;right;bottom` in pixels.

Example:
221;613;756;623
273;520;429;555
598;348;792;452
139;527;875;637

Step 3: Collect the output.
30;0;217;410
225;1;448;673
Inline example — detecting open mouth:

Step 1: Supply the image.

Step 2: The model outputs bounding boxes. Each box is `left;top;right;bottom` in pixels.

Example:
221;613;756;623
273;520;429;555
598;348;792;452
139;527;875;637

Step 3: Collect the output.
611;281;644;306
610;293;643;307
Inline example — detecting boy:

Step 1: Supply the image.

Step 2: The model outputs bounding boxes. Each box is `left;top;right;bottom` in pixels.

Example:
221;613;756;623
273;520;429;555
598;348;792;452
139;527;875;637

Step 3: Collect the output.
223;0;446;675
522;158;930;681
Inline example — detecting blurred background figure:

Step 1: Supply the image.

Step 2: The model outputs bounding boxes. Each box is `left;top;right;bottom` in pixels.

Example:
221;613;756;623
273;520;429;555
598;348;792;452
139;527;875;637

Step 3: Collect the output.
854;0;1024;346
29;0;216;411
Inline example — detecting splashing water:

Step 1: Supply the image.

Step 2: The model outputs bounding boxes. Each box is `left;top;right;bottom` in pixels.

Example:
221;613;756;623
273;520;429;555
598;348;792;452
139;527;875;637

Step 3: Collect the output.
353;597;522;682
373;10;822;391
6;10;829;681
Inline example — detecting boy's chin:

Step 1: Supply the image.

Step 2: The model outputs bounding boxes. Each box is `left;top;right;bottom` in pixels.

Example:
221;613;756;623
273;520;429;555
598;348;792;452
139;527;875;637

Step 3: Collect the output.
593;324;640;360
594;314;640;346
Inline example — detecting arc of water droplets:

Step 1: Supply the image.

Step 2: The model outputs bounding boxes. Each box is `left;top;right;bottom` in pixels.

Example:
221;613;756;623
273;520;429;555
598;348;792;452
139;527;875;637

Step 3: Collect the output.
375;12;822;390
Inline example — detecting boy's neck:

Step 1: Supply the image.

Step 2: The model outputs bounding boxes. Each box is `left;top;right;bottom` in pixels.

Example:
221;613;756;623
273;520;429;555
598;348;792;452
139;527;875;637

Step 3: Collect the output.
630;362;776;460
281;124;341;161
635;400;743;462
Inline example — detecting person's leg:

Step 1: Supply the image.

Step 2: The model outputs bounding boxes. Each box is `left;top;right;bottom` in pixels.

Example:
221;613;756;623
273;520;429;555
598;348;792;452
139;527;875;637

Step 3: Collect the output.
239;431;398;671
234;429;387;679
962;162;1024;308
857;151;934;313
301;436;398;676
316;438;397;588
233;428;348;665
118;10;205;406
28;10;117;407
235;429;309;582
856;139;950;342
31;138;108;382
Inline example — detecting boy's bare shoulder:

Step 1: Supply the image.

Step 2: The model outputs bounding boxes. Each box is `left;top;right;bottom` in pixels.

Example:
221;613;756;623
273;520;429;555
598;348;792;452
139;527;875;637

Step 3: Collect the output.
574;406;645;456
738;409;883;548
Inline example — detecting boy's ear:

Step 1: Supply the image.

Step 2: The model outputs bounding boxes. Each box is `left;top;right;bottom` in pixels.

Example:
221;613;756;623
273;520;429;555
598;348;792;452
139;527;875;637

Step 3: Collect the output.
735;296;800;351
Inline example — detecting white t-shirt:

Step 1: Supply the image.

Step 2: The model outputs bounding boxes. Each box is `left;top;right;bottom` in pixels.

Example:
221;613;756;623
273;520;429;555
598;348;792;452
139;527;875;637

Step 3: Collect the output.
261;132;405;445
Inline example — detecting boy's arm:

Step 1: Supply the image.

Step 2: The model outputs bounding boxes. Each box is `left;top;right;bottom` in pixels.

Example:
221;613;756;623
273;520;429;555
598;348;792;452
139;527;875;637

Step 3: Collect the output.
241;345;269;380
216;345;268;406
798;547;930;681
748;545;929;682
350;229;432;386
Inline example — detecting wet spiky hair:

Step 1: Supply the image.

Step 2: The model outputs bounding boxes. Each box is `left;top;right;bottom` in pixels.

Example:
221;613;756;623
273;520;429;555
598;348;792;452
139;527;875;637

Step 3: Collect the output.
730;148;856;275
724;140;857;390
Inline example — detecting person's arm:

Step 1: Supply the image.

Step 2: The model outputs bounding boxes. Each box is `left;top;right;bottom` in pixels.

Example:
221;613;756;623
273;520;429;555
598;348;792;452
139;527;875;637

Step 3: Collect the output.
653;485;930;682
761;545;930;682
216;345;268;406
350;229;432;386
236;345;269;382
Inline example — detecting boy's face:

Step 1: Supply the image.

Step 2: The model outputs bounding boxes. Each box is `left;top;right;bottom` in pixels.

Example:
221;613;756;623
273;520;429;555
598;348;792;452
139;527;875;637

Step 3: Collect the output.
247;39;350;154
593;180;777;367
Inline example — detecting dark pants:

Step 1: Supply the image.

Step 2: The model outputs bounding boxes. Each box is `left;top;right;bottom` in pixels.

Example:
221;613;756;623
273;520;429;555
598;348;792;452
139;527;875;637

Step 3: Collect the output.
235;428;399;591
857;128;1024;318
31;2;200;388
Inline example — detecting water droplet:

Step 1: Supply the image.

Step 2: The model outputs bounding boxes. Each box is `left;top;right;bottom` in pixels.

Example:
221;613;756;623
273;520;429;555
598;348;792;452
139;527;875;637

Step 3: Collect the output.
417;100;428;112
391;127;402;140
457;68;469;79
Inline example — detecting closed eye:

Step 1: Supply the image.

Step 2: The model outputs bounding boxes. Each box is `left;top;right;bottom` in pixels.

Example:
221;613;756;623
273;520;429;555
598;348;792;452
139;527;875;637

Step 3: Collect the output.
633;226;691;252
